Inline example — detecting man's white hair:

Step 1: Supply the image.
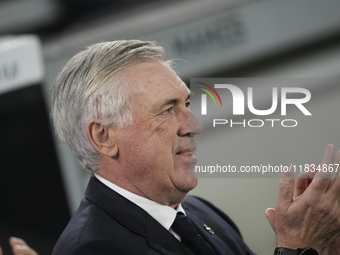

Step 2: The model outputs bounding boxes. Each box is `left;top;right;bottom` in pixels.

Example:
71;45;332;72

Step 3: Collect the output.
51;40;166;172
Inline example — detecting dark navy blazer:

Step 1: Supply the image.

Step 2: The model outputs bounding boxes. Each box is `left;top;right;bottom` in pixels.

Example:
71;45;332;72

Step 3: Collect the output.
52;176;255;255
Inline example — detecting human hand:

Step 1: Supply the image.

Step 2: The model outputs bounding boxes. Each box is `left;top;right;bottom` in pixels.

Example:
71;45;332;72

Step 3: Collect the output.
265;144;340;254
293;166;340;255
320;234;340;255
265;166;316;233
267;168;340;255
9;237;38;255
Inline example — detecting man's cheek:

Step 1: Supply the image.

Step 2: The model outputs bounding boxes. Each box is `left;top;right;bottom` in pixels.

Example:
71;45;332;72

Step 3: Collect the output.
155;122;170;135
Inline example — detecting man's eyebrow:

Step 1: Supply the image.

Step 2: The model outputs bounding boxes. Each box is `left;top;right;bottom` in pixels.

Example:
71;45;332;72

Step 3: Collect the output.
161;93;191;108
163;98;179;107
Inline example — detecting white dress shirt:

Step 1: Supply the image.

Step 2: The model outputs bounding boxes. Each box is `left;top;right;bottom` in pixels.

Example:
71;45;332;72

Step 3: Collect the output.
95;174;185;240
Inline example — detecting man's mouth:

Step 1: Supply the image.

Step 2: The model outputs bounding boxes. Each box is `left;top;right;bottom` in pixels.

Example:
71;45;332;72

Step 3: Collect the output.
176;147;197;163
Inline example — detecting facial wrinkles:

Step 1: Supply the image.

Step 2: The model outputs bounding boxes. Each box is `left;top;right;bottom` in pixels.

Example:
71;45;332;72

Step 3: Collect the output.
132;108;171;145
131;89;188;143
125;104;190;178
114;62;197;205
148;67;188;92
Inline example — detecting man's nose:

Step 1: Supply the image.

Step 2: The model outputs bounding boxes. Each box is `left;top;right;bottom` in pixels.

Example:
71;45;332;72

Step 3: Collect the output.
178;107;204;137
189;112;203;136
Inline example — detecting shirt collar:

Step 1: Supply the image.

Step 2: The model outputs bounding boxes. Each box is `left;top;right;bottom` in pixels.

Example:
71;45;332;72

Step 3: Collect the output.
94;174;186;231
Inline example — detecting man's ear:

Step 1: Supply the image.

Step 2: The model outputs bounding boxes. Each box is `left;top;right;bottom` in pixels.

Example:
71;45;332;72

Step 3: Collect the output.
87;120;118;157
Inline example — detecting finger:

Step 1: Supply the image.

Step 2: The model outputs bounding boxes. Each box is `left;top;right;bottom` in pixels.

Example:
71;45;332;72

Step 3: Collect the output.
293;170;317;198
310;144;335;191
303;165;318;180
12;244;36;255
276;168;295;212
9;237;38;255
9;237;27;246
12;244;38;255
294;173;309;198
327;151;340;195
320;144;335;169
333;150;340;179
0;246;3;255
265;208;277;233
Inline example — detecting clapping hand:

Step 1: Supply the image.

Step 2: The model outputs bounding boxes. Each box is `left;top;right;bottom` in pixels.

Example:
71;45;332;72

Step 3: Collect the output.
266;144;340;254
0;237;38;255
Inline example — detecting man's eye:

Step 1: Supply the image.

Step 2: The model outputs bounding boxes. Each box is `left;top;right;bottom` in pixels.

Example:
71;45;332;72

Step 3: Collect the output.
186;102;190;109
163;107;173;114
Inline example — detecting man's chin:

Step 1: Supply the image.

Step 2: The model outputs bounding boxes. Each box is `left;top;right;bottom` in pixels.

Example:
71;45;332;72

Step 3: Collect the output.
176;177;198;193
169;181;198;208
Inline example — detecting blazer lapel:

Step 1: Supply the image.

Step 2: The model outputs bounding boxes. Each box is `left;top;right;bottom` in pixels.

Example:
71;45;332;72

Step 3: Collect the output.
85;176;193;255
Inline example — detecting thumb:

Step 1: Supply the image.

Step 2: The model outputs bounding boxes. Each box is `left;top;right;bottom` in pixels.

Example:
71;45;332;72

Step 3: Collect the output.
276;168;295;212
265;208;277;233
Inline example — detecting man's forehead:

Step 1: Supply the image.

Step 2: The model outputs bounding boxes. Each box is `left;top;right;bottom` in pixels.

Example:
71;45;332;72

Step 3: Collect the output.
126;61;188;94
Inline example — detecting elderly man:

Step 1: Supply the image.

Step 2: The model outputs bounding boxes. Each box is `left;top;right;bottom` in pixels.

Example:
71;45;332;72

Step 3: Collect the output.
51;40;340;255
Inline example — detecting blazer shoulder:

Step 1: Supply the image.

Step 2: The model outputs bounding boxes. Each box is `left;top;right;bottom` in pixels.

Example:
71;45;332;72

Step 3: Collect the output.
52;198;102;255
69;239;155;255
